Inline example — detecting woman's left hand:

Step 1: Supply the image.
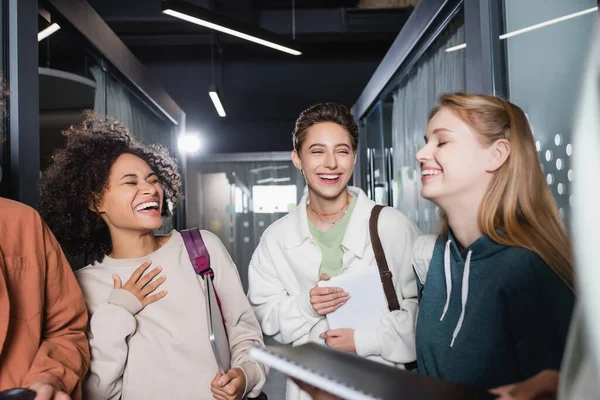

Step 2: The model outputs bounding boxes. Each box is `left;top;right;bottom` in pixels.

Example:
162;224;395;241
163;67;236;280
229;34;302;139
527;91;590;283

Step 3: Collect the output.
489;369;559;400
293;378;342;400
320;328;356;353
210;368;247;400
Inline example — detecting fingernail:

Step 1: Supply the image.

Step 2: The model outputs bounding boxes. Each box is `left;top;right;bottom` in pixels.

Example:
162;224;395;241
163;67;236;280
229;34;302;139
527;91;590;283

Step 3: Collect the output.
319;333;324;338
112;274;117;279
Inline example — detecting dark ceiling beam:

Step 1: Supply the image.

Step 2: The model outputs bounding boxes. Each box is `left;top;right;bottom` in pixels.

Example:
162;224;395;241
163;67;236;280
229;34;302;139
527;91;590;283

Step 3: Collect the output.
218;0;257;25
87;0;211;20
99;8;412;36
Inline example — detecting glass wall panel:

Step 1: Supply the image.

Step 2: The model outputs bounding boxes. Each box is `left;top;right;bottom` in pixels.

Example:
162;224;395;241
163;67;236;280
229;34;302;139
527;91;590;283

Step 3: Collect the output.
503;0;597;229
0;0;7;198
187;157;306;292
365;102;389;205
38;12;181;264
391;11;466;234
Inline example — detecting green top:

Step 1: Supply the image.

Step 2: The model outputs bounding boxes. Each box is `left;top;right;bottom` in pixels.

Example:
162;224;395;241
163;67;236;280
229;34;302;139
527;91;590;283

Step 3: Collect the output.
308;195;358;278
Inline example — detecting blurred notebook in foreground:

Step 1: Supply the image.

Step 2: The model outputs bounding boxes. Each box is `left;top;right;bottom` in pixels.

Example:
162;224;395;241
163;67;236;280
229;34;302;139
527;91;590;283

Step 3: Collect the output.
250;343;494;400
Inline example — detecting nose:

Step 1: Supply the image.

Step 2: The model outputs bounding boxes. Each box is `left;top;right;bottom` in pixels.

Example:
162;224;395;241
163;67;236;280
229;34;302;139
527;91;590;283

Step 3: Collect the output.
323;151;338;169
140;179;158;195
415;143;430;163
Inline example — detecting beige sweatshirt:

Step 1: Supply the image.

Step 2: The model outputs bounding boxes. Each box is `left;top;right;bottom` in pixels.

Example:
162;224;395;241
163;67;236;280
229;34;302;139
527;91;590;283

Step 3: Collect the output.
76;230;267;400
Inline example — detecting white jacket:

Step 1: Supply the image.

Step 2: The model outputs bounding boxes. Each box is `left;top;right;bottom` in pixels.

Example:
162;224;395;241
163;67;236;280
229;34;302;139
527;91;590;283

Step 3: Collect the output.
247;187;420;399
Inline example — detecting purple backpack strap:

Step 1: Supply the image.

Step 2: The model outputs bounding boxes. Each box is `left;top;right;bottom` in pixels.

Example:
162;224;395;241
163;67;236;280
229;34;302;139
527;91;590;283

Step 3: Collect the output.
181;228;213;277
181;228;227;330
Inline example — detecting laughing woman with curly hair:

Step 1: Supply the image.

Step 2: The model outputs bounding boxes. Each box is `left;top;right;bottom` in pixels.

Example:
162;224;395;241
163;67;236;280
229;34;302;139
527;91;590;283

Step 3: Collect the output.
39;112;267;400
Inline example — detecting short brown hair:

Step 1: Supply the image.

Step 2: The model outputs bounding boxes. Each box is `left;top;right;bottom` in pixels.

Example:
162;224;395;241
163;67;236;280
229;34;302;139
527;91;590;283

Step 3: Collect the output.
292;103;359;152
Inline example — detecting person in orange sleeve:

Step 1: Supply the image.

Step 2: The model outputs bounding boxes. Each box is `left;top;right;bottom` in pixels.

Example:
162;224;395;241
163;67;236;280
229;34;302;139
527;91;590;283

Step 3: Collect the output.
0;197;90;400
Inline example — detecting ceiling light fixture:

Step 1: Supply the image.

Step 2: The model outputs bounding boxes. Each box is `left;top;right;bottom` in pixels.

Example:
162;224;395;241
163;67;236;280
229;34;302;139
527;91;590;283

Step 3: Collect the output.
445;43;466;53
162;0;301;56
178;133;202;153
209;84;226;117
38;23;60;42
499;6;598;40
445;6;598;52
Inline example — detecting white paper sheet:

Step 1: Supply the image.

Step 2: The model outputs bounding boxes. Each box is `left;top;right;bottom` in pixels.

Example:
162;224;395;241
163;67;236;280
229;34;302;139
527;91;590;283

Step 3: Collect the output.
318;267;388;330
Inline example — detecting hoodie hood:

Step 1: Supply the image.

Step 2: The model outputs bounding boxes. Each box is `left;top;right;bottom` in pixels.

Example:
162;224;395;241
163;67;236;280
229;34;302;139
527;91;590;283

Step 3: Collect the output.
439;231;506;347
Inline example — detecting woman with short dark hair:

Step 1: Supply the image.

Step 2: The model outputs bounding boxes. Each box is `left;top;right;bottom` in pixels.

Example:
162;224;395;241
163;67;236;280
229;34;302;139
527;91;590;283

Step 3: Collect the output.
248;103;420;400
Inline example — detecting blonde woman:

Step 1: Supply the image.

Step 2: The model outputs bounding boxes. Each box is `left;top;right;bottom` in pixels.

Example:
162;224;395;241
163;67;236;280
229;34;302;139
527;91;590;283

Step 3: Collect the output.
414;93;575;390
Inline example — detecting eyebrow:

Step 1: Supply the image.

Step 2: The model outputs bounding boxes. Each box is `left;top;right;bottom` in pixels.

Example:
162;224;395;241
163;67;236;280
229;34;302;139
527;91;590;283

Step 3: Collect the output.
119;172;157;181
424;128;452;141
308;143;352;149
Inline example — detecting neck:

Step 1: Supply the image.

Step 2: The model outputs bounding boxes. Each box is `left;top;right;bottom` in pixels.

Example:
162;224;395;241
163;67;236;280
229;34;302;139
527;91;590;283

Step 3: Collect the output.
441;194;485;249
108;228;162;259
308;187;350;215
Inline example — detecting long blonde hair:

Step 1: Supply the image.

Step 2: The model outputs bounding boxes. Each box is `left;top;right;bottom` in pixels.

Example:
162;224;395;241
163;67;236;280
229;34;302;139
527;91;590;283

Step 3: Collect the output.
430;93;575;291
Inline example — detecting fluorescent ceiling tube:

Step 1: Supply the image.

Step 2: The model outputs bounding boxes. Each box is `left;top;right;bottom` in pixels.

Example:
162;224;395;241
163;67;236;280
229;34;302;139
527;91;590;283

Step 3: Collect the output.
445;43;466;53
445;6;598;52
209;85;226;117
38;23;60;42
499;6;598;40
162;0;301;56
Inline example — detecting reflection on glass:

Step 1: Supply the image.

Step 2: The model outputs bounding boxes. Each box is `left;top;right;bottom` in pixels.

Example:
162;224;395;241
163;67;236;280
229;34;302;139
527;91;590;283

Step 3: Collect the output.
390;11;466;234
503;0;596;229
365;102;389;205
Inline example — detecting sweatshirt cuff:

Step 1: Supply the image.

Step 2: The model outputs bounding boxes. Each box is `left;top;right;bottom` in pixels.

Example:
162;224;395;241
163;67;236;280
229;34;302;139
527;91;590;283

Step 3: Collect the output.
237;361;261;398
108;288;143;315
354;328;382;357
297;291;323;324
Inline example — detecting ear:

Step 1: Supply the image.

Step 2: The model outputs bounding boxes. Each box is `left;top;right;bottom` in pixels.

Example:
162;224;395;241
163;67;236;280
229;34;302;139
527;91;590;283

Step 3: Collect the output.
291;149;303;171
486;139;510;172
88;193;104;214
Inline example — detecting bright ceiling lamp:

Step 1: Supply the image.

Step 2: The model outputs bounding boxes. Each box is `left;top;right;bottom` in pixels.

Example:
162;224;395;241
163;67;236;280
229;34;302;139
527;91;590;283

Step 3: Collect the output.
499;6;598;40
208;84;226;117
445;43;466;53
38;23;60;42
162;0;301;56
178;133;202;153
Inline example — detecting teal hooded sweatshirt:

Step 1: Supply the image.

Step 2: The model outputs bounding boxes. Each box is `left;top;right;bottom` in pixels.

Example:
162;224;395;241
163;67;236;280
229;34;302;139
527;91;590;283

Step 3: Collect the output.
415;232;575;389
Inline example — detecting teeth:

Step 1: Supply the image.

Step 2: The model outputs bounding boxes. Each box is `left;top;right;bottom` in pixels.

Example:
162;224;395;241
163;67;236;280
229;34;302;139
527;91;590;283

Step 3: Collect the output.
135;201;159;211
320;174;340;180
422;169;441;176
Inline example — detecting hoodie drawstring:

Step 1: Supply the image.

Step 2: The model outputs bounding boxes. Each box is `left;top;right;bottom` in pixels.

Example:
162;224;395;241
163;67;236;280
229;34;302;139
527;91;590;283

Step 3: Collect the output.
440;239;472;348
451;250;471;347
440;240;452;322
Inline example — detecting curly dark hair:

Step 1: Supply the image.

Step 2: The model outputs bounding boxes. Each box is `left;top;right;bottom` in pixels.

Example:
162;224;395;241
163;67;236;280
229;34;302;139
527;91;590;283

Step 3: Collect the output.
39;111;182;266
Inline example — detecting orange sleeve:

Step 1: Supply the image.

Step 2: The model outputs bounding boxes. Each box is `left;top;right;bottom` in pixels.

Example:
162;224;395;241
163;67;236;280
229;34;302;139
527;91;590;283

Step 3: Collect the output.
23;223;90;399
